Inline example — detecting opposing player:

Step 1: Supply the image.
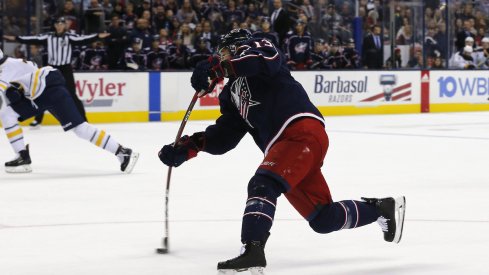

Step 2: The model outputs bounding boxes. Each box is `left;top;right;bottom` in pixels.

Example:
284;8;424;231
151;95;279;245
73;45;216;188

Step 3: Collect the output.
0;49;139;173
158;29;406;274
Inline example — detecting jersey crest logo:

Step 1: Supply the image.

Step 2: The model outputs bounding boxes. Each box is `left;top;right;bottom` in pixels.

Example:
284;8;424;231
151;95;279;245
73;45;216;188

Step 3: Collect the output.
230;77;260;128
294;42;308;54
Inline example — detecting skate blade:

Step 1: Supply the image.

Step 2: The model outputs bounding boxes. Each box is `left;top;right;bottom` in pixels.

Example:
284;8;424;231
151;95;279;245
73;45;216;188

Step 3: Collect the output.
393;196;406;243
5;164;32;173
217;267;265;275
123;152;139;174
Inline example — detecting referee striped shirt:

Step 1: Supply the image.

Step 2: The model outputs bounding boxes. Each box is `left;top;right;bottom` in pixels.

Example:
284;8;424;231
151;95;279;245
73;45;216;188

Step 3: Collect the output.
16;32;99;66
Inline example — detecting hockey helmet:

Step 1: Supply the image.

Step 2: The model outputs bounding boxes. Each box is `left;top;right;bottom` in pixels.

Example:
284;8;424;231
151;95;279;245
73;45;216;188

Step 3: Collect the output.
217;28;252;57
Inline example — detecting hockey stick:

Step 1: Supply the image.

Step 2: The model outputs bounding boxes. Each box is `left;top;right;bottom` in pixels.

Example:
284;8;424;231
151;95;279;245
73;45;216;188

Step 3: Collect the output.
156;78;219;254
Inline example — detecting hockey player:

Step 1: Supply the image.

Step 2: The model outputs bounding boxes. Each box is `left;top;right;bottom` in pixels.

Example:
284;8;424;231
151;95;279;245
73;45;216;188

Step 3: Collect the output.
0;49;139;173
158;29;406;274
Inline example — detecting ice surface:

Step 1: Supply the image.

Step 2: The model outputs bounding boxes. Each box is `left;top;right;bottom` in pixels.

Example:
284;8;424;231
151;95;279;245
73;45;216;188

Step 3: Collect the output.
1;112;489;275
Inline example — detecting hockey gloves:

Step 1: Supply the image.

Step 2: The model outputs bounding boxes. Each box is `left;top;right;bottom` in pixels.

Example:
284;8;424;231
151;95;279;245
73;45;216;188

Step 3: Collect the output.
159;132;205;167
191;60;212;93
5;83;24;104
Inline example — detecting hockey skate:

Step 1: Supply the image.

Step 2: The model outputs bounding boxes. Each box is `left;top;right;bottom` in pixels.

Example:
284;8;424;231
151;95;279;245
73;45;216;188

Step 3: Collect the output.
5;145;32;173
217;233;270;275
362;196;406;243
217;240;267;275
116;146;139;174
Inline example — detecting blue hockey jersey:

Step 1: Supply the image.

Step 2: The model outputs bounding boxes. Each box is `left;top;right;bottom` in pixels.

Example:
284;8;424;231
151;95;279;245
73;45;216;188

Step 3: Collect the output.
202;37;324;156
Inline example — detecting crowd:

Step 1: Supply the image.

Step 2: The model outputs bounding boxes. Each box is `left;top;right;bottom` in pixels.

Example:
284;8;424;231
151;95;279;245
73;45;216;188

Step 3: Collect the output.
3;0;489;70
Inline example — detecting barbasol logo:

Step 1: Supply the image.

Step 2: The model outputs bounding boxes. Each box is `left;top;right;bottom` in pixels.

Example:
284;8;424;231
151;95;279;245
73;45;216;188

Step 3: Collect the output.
76;78;126;106
438;76;489;97
314;75;368;93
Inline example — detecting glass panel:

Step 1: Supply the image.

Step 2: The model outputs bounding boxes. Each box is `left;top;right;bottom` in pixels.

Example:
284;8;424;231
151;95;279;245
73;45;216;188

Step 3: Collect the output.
383;0;425;69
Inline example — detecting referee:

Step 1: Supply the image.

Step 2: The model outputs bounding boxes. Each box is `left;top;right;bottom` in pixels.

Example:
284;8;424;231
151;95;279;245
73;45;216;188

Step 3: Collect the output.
4;17;110;124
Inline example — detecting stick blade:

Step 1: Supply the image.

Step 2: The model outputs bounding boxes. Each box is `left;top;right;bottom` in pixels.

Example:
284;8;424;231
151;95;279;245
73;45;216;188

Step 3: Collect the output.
156;248;169;254
156;237;169;254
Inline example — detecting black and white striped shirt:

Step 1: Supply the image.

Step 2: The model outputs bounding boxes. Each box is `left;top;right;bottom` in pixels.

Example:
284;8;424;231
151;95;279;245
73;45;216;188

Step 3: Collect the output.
16;32;99;66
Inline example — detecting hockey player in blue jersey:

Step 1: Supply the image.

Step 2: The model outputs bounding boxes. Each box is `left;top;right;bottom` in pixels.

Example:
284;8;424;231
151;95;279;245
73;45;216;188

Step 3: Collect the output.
158;29;406;274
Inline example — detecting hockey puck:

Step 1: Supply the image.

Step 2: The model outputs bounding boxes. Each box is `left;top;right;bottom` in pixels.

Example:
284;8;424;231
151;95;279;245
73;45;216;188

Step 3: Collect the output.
156;248;169;254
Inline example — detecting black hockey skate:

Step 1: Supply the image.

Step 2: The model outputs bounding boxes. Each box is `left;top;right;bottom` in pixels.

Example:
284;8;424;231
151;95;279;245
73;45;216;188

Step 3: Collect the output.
217;233;270;275
5;145;32;173
116;146;139;174
362;196;406;243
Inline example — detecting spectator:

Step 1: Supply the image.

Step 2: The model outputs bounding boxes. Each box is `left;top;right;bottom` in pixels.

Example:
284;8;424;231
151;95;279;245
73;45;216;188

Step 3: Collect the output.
270;0;291;48
167;34;191;69
58;0;79;31
102;0;114;19
450;45;476;69
3;17;110;125
224;0;246;30
430;53;445;69
201;20;219;51
135;0;152;18
176;0;199;24
474;37;489;68
319;3;344;44
130;18;153;49
188;37;213;68
362;24;383;69
146;35;170;70
165;0;179;15
111;2;125;18
124;37;148;70
80;40;108;70
179;23;195;50
385;48;402;68
29;45;45;67
285;19;313;70
84;0;106;33
309;38;328;69
106;15;128;69
203;0;225;34
343;38;360;68
456;19;476;51
407;48;424;68
324;39;348;69
123;3;138;30
396;24;413;45
253;17;280;47
434;22;448;58
153;5;168;30
158;28;173;50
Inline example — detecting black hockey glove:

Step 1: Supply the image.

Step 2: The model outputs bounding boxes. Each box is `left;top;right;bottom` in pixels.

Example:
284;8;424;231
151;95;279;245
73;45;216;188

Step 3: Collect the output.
5;83;24;104
191;60;211;92
158;132;205;167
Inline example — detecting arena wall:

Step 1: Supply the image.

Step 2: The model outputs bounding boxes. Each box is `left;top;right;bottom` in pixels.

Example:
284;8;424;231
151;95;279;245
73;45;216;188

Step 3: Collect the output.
35;70;489;125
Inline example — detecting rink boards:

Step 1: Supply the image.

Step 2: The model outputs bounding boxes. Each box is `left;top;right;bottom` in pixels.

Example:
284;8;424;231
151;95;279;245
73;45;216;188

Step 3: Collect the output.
33;70;489;125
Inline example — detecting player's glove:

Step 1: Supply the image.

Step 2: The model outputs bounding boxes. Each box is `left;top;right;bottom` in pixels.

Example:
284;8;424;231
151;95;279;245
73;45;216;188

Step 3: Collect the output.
191;60;211;92
158;132;205;167
5;83;24;104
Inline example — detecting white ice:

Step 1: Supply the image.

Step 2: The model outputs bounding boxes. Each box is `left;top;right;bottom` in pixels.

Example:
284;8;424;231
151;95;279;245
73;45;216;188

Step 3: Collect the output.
1;112;489;275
